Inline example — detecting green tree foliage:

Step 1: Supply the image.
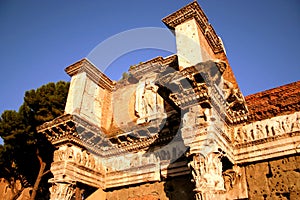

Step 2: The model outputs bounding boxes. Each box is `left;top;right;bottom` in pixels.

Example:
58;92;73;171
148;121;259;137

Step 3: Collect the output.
0;81;69;199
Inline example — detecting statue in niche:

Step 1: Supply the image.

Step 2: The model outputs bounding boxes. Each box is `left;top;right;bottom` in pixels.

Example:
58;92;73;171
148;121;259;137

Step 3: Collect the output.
135;80;164;124
58;150;64;161
241;126;248;142
265;124;271;137
281;118;288;132
285;116;292;131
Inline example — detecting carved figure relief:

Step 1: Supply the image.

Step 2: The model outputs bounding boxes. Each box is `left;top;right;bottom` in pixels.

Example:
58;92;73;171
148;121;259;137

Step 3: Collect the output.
75;152;81;163
234;112;300;143
81;150;88;166
135;80;164;124
66;147;74;160
58;150;65;161
88;154;95;169
291;112;300;131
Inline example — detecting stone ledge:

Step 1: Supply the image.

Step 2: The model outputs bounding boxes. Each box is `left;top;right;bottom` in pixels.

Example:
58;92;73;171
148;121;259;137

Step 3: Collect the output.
235;131;300;163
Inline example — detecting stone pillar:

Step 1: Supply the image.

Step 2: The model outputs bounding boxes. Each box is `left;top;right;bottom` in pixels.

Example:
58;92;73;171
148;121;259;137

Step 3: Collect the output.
189;152;225;200
64;58;114;127
162;2;226;70
175;18;209;69
49;182;76;200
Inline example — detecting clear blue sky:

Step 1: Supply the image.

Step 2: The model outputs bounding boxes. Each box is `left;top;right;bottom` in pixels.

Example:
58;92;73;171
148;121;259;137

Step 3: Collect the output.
0;0;299;114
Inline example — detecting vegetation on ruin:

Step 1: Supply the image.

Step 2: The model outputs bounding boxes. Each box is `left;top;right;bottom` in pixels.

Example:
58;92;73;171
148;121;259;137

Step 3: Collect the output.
0;81;69;200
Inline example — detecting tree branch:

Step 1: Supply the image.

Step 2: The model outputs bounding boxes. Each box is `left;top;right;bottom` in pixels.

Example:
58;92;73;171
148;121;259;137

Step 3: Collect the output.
42;170;51;176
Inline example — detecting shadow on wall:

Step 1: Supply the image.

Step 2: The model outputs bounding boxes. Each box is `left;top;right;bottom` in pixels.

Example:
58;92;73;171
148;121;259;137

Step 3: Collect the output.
142;85;196;200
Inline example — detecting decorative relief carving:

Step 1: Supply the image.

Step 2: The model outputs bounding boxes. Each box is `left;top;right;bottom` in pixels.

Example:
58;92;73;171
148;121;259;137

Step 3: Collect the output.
234;112;300;143
135;80;165;124
106;153;149;171
53;146;101;172
49;182;75;200
66;147;74;160
222;166;248;199
223;166;241;191
189;152;225;199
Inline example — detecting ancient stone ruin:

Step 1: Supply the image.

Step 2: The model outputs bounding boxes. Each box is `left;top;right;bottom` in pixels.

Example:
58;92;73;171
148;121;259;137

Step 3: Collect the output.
37;2;300;200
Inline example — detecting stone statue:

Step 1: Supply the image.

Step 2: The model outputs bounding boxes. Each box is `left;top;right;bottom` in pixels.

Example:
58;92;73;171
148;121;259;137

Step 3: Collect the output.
135;80;164;124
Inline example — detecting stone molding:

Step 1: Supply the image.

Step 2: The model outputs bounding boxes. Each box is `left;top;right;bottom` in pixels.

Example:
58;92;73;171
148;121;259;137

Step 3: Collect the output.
234;112;300;163
65;58;114;91
162;1;223;54
37;114;110;156
234;111;300;145
128;55;178;79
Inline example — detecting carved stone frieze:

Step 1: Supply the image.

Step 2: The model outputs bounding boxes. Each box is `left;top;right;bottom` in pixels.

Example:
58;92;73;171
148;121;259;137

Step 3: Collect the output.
53;145;104;172
234;112;300;144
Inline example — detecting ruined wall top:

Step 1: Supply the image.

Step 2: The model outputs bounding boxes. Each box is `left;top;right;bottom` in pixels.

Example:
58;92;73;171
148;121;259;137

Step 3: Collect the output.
162;1;240;92
245;80;300;122
162;1;222;54
65;58;115;91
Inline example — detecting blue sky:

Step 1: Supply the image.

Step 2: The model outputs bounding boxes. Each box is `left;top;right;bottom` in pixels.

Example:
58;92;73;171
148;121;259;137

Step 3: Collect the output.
0;1;299;120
